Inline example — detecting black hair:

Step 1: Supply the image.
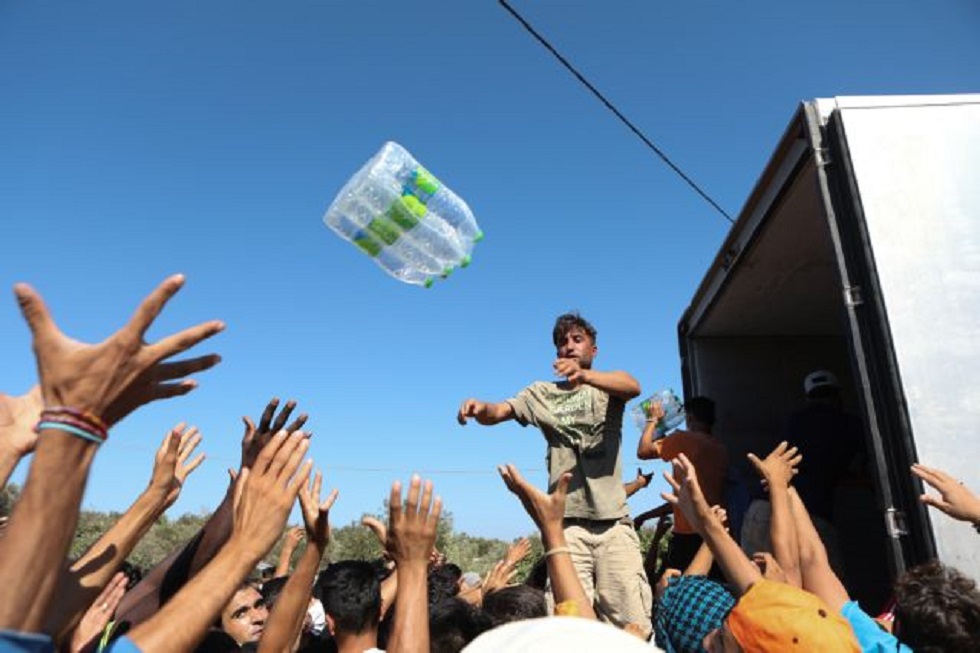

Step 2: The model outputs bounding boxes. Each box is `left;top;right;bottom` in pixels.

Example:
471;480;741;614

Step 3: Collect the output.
552;312;597;348
523;558;549;591
429;597;493;653
893;561;980;652
482;585;547;625
260;575;289;611
684;396;716;429
318;561;382;635
428;564;463;604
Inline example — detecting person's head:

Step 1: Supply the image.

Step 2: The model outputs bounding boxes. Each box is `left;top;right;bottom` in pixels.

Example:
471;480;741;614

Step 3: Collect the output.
428;563;463;604
482;585;547;626
893;560;980;652
684;396;715;433
655;574;735;653
703;579;860;652
318;560;382;637
804;369;841;403
220;584;268;646
552;313;598;369
429;597;493;653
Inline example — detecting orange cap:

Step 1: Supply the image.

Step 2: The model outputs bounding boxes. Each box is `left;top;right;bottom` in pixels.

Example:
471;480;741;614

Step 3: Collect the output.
727;580;860;652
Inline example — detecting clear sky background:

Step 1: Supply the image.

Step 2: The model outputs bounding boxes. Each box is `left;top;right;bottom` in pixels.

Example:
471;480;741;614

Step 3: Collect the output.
2;1;978;541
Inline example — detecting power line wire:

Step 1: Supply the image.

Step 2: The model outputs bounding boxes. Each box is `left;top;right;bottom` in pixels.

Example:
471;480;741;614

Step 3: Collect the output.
498;0;735;225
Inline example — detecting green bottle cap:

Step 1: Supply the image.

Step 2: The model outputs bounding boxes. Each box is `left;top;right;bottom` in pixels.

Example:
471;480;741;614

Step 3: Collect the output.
473;230;484;243
424;278;434;289
460;255;472;268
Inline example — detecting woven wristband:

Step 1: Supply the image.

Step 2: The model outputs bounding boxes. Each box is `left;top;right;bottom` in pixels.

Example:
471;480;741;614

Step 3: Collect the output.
36;420;106;446
543;546;571;558
40;408;108;440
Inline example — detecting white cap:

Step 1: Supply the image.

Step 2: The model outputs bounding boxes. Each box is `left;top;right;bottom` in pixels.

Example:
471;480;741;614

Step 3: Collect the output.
463;617;660;652
804;370;840;395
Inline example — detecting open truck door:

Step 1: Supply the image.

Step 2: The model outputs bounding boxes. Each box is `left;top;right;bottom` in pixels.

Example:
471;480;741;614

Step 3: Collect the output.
679;94;980;608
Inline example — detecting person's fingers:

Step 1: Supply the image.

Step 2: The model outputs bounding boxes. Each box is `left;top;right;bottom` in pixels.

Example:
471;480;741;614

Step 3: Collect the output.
155;355;222;381
277;434;311;484
254;430;289;475
555;471;572;498
311;470;323;505
419;478;434;515
126;274;185;339
284;413;308;434
920;493;951;512
259;399;279;434
271;400;298;433
784;445;800;459
405;475;422;517
660;491;678;506
497;464;519;494
288;459;314;497
747;452;764;474
13;283;59;342
150;380;198;400
232;467;249;512
241;416;256;441
322;487;339;512
788;453;803;467
428;495;443;526
148;320;225;362
389;480;403;525
182;453;206;478
911;464;949;490
662;469;681;492
773;441;788;456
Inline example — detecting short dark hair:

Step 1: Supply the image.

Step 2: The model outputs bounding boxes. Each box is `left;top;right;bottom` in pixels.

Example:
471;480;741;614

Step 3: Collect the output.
552;312;597;348
684;396;715;428
429;597;493;653
428;564;463;605
894;561;980;652
482;585;547;625
260;576;288;611
319;561;382;635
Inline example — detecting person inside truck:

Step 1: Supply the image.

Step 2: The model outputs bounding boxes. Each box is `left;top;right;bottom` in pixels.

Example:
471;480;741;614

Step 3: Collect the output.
741;369;864;578
637;395;729;573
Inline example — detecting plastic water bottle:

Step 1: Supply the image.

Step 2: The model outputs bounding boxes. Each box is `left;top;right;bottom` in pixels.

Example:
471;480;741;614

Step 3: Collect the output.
323;141;483;287
631;388;685;435
330;212;437;287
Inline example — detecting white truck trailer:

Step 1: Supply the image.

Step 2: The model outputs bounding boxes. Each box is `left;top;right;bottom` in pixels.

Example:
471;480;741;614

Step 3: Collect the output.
678;94;979;607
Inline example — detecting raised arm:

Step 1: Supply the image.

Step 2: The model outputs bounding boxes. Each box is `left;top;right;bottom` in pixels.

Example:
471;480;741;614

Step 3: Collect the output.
46;424;204;641
115;398;307;625
0;275;222;633
661;454;761;597
636;400;667;460
274;526;305;578
259;470;337;653
385;475;442;653
553;359;641;401
912;463;980;526
497;464;597;619
457;399;515;426
624;468;653;498
125;430;312;653
747;442;802;588
787;487;850;612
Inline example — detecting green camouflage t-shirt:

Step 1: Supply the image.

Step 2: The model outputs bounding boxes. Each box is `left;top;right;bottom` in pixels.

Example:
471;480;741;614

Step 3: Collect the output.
507;381;628;520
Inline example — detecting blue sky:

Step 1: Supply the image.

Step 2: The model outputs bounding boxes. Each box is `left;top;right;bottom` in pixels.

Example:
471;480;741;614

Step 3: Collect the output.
2;1;978;541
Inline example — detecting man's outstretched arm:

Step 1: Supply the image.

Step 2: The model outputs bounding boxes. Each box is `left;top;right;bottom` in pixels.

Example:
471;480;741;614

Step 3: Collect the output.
457;399;515;426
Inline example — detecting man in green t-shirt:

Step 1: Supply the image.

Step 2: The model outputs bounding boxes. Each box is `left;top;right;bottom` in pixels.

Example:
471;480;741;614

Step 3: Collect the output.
457;313;653;630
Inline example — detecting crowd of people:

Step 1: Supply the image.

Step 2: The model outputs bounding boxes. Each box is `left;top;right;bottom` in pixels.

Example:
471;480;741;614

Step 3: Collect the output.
1;277;979;652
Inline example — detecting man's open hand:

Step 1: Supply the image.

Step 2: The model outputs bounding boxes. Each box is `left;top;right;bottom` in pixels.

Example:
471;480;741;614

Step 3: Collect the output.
148;423;205;508
241;398;307;470
386;475;441;566
912;463;980;524
747;441;801;491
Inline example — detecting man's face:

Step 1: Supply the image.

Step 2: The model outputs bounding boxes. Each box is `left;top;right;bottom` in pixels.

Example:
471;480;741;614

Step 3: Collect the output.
555;327;597;369
221;586;268;645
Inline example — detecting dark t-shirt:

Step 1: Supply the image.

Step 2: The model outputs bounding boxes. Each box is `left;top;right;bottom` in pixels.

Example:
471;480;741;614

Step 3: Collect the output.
779;402;864;520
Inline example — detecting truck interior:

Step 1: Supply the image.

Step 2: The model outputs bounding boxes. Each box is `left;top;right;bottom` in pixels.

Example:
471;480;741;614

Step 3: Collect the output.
677;109;895;611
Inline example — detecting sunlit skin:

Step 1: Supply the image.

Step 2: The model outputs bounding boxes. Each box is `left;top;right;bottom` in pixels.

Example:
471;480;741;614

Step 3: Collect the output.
221;586;268;645
554;326;597;381
702;622;743;652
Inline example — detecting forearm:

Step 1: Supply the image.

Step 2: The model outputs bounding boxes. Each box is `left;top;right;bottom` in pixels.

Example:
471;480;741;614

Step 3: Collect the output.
695;513;760;596
47;488;170;638
636;421;663;460
386;561;429;653
768;486;801;586
259;544;323;653
116;483;234;625
0;433;97;631
684;542;715;576
127;538;258;653
581;370;640;400
788;489;828;568
623;479;645;498
541;526;596;619
479;402;515;426
275;542;297;578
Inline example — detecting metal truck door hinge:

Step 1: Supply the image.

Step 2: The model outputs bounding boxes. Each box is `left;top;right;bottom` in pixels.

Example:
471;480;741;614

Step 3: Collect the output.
885;508;908;539
815;147;832;167
844;285;864;307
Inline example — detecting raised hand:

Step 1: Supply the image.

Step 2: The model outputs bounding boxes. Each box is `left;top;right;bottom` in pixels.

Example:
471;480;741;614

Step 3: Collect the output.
751;552;788;584
14;275;223;427
148;423;205;509
635;467;654;488
386;475;442;566
482;560;517;597
241;398;307;470
553;358;587;385
232;431;312;560
0;386;43;457
747;441;802;491
361;515;389;558
912;463;980;524
457;399;487;425
503;537;532;571
69;572;127;653
497;464;569;539
660;454;713;533
298;470;338;552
